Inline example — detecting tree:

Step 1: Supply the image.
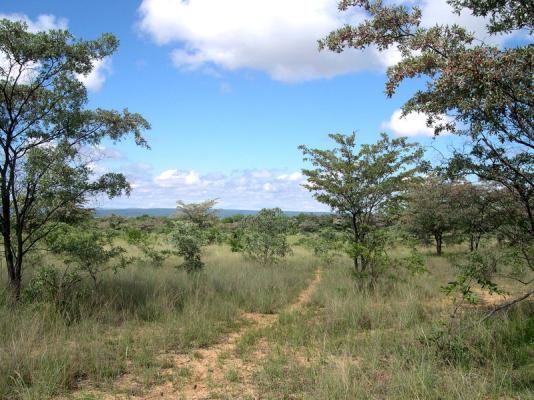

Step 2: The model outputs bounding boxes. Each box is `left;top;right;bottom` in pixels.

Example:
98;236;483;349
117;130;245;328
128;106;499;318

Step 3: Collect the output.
0;20;150;300
403;177;457;256
46;224;130;289
320;0;532;236
321;0;533;311
452;182;502;252
300;132;425;272
241;208;291;266
170;220;206;272
176;199;218;228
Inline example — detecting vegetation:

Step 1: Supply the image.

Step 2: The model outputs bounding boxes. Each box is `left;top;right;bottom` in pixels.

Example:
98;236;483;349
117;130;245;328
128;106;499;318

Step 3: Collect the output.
0;0;532;399
300;132;425;275
240;208;292;266
0;20;150;300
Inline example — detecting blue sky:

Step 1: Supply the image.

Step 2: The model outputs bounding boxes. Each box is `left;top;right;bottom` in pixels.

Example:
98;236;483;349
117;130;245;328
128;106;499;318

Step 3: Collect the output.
0;0;513;210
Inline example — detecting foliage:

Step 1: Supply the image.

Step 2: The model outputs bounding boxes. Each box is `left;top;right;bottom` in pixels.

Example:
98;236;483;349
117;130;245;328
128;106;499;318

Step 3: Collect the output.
23;265;85;322
170;220;207;272
320;0;533;247
46;224;131;288
0;19;150;299
443;247;533;311
443;250;507;307
451;182;503;251
228;228;245;253
402;176;457;256
299;228;345;264
241;208;292;265
126;227;171;267
176;199;218;228
300;132;426;272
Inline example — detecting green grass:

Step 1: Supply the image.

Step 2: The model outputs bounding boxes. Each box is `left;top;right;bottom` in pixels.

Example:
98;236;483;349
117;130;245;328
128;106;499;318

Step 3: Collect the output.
254;250;534;399
1;241;531;400
0;244;316;400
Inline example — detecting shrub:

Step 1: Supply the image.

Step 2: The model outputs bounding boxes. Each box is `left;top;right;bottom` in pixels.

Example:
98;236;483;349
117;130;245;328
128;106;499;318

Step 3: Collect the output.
241;208;291;265
170;220;207;272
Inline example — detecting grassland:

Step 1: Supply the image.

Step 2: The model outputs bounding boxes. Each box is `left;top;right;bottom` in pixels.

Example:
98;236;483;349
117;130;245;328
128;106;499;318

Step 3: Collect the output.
0;242;532;399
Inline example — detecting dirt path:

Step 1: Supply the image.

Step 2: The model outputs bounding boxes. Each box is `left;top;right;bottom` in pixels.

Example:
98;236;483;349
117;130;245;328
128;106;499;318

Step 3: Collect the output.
99;269;322;400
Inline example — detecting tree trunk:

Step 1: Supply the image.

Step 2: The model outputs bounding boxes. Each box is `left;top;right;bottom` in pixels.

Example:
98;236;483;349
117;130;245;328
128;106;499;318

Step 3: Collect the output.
434;233;442;256
469;235;475;252
8;273;21;302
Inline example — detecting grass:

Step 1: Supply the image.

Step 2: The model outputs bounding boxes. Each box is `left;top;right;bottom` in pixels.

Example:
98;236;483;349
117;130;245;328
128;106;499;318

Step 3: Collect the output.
252;247;533;400
0;244;316;399
0;241;532;399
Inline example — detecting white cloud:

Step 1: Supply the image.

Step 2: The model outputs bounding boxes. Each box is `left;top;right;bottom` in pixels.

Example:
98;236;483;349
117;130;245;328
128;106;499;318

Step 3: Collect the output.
96;166;327;211
76;57;112;92
138;0;392;82
418;0;513;46
0;13;112;92
381;109;451;137
0;13;68;32
155;169;202;187
138;0;521;82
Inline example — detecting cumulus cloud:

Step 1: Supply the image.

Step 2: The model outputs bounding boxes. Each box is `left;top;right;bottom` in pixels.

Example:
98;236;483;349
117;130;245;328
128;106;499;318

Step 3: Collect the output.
381;109;451;137
137;0;517;82
76;57;112;92
138;0;394;82
95;166;327;211
0;13;112;91
0;13;68;32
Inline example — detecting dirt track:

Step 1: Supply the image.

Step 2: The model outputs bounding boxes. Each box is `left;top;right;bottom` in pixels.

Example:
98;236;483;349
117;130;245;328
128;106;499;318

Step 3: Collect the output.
95;269;322;400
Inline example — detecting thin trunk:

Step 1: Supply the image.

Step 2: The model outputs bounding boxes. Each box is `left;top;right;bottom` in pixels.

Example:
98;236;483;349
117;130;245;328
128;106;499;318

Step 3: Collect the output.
351;212;360;273
469;235;475;252
435;233;443;256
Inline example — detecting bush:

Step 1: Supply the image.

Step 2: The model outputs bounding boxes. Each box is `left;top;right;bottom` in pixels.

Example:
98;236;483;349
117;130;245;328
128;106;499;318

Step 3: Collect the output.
23;265;85;322
46;224;131;288
241;208;291;265
170;220;207;272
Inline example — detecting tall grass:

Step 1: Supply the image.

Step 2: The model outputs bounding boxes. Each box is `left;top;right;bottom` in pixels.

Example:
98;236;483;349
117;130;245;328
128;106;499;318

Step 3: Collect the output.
0;244;316;399
254;250;533;399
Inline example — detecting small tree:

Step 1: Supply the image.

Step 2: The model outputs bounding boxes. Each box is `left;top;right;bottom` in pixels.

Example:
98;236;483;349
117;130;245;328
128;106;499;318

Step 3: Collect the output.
452;183;502;252
126;228;170;267
241;208;291;265
176;199;218;228
170;220;206;272
299;132;425;272
403;177;456;256
46;224;130;289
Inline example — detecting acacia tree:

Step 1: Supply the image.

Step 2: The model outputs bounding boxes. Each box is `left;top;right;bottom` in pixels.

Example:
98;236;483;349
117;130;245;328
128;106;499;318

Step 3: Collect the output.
452;182;502;252
403;177;456;256
321;0;533;310
176;199;218;228
0;20;150;299
300;132;425;272
241;208;291;266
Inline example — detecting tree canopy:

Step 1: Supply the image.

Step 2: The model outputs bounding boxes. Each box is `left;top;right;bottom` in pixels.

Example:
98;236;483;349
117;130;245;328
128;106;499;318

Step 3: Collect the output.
300;132;425;271
0;19;150;299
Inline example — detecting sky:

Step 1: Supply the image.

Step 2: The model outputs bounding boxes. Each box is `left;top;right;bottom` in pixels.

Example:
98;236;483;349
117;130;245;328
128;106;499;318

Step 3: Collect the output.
0;0;521;211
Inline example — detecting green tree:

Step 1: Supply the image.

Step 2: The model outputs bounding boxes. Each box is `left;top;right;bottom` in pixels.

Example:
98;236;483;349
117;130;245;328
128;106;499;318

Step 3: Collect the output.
176;199;218;228
170;220;206;272
241;208;291;266
321;0;533;312
300;132;425;272
403;177;456;256
452;182;502;252
46;224;130;289
320;0;532;236
0;20;150;299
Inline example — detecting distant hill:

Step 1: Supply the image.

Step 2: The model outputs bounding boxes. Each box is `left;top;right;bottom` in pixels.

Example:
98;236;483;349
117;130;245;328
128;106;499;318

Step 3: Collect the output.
94;208;329;218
